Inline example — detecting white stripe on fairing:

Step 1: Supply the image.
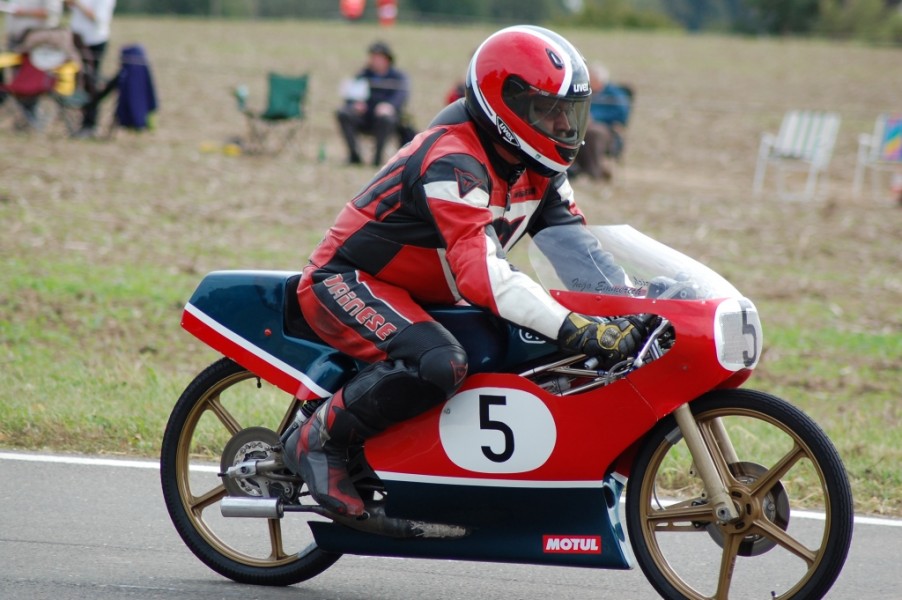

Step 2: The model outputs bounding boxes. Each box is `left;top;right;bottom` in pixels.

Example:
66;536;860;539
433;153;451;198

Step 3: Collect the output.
376;470;605;489
183;302;331;398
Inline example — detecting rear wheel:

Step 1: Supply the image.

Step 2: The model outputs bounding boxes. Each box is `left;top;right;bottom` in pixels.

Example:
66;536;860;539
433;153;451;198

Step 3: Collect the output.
626;388;853;599
160;358;340;586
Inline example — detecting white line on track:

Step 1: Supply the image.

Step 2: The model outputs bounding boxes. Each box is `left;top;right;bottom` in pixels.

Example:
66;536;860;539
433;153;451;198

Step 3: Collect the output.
2;450;899;528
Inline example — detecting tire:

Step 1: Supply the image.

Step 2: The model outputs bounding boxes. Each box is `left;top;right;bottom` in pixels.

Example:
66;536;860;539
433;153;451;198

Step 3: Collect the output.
626;388;853;600
160;357;340;586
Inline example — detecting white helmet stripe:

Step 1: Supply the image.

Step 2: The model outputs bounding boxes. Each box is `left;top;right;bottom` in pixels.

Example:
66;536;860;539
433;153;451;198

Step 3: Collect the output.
501;25;574;96
519;137;567;173
468;37;496;122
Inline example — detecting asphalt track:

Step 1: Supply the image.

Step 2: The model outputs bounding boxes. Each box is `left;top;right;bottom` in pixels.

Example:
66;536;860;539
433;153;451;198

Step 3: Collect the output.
1;451;899;599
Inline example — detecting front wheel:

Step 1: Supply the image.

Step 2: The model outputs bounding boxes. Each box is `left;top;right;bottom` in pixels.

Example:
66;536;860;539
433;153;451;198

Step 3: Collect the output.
626;388;853;600
160;357;340;586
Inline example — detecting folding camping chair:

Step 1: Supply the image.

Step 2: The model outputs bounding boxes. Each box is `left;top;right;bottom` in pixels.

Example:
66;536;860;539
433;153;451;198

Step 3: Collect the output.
234;72;309;154
852;113;902;201
0;47;82;135
752;110;841;201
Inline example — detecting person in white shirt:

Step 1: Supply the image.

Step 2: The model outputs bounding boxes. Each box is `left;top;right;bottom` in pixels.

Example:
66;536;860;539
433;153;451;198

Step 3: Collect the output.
3;0;62;47
65;0;115;136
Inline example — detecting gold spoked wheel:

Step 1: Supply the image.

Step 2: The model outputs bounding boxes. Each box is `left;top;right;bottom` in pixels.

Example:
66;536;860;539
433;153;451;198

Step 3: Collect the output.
625;389;853;600
160;357;339;585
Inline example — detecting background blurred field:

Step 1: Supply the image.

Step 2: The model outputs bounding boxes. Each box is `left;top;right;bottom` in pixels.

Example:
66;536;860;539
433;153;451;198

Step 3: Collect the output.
0;17;899;516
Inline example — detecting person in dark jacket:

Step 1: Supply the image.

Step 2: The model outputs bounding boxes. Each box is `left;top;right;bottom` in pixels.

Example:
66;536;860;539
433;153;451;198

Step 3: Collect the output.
335;40;409;166
570;63;633;181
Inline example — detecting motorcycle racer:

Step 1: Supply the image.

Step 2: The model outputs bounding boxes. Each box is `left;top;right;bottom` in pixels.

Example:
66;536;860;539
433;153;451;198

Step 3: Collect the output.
282;25;647;518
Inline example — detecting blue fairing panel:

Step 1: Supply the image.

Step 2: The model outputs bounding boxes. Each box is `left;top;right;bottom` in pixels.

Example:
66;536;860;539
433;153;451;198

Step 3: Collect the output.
187;271;562;387
309;476;634;569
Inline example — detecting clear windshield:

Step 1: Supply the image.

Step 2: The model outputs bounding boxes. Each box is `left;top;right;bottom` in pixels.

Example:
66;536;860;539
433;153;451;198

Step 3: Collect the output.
528;225;742;300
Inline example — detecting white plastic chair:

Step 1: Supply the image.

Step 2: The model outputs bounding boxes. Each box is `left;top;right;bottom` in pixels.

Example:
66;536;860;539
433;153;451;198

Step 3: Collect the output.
852;114;902;201
753;110;841;201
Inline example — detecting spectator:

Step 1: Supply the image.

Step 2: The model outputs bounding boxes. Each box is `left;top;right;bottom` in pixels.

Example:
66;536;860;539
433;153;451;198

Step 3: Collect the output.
3;0;62;48
0;0;63;112
570;63;633;181
65;0;116;138
336;40;409;166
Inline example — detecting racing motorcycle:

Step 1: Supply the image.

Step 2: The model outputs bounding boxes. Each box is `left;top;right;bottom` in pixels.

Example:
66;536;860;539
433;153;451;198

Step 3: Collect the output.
160;224;853;599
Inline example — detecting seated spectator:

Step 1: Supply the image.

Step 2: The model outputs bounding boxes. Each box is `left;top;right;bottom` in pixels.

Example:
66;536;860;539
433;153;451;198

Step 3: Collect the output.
17;26;81;67
336;40;409;166
1;0;64;110
570;63;633;181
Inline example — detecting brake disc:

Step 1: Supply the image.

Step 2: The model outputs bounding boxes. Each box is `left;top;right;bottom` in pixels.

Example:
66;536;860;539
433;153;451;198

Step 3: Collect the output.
220;426;297;500
705;461;791;557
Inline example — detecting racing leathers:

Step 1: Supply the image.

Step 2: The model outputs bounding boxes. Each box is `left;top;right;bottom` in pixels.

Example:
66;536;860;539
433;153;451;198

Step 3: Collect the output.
284;100;596;516
301;100;582;346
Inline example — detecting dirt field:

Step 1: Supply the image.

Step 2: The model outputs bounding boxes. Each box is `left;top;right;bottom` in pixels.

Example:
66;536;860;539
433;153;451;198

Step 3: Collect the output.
1;18;900;514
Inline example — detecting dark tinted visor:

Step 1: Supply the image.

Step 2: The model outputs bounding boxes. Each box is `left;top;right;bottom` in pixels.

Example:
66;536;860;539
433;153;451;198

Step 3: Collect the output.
526;94;590;146
503;82;590;148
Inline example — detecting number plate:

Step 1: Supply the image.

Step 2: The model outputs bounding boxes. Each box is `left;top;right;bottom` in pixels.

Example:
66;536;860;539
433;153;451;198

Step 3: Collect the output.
439;387;557;474
715;298;763;370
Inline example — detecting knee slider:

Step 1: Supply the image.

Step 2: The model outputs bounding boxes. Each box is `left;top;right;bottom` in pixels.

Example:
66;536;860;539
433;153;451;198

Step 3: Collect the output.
418;343;468;396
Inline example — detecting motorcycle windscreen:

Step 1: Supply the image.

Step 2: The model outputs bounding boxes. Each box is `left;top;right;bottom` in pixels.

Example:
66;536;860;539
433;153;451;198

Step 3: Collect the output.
528;224;742;300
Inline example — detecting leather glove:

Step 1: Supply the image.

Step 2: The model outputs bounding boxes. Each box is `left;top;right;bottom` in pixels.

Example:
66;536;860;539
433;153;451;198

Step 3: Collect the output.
558;312;647;369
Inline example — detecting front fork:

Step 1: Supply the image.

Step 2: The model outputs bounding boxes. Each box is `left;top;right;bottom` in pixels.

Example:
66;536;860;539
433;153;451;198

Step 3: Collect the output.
636;318;741;523
673;404;741;523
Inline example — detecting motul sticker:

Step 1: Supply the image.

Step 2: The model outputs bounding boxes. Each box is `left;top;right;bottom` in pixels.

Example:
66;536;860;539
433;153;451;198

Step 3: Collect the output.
543;535;601;554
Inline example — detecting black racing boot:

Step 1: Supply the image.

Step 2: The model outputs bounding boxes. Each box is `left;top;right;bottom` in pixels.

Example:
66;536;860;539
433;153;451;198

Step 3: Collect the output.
284;347;466;517
282;390;368;517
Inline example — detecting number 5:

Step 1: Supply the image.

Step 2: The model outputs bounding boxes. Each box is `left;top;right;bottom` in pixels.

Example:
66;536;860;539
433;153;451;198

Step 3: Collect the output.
480;395;514;463
739;299;759;367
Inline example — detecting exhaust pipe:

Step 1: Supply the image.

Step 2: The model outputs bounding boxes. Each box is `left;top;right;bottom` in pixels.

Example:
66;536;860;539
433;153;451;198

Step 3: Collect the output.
220;497;470;540
220;496;334;520
221;497;283;519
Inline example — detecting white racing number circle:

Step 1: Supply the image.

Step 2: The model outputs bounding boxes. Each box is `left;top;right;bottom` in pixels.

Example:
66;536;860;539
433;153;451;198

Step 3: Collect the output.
439;386;556;474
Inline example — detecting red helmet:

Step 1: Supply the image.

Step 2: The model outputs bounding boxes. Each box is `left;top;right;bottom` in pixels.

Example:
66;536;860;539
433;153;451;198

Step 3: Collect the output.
465;26;592;176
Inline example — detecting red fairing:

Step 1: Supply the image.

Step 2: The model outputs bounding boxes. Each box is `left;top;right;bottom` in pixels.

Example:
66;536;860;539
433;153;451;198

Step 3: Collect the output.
364;293;738;484
365;373;658;483
551;290;737;419
181;305;302;396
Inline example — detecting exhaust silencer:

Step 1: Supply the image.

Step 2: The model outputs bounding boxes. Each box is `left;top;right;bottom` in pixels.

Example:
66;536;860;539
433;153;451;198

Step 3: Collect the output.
220;497;283;519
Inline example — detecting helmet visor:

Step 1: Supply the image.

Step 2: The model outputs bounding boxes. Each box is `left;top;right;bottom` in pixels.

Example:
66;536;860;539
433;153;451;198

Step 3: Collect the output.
504;85;590;148
526;94;590;146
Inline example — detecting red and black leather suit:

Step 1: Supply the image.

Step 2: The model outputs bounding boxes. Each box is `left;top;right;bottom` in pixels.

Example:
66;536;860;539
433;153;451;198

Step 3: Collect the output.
296;100;586;436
